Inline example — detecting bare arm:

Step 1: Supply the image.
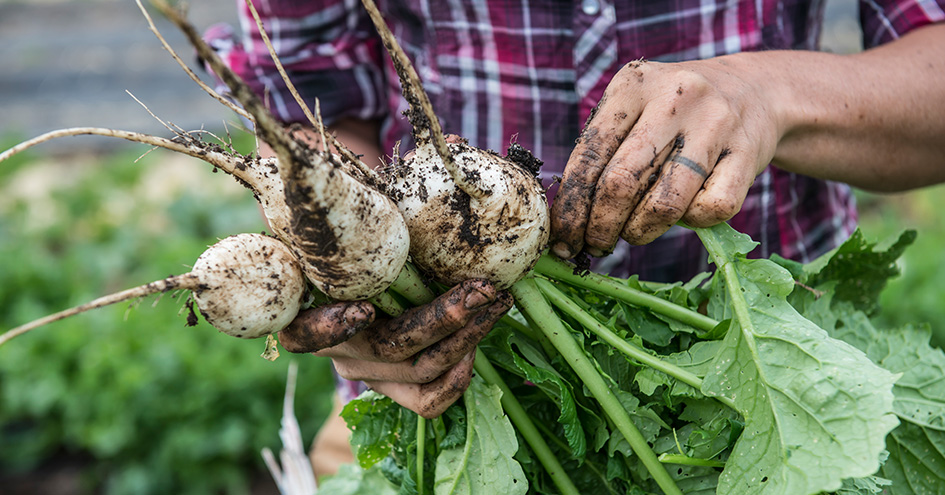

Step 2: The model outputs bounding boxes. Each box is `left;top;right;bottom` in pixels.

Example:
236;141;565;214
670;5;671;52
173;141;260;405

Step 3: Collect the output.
551;22;945;258
767;23;945;191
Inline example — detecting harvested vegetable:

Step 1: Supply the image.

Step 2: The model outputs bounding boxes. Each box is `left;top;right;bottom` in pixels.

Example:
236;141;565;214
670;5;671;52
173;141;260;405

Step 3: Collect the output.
337;226;929;495
2;3;941;495
152;0;411;302
0;233;305;345
361;0;550;289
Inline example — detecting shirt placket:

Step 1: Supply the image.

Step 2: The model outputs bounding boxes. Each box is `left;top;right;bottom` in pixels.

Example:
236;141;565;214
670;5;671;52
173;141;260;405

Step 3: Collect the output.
572;0;618;123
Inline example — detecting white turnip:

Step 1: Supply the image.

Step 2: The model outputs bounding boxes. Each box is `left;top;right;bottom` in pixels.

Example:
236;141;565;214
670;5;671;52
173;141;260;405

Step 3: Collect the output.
360;0;550;289
388;141;549;288
151;0;411;301
0;233;306;346
1;2;413;303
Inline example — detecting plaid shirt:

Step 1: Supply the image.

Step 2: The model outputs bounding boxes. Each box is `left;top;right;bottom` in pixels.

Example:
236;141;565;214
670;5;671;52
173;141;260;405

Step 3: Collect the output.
207;0;943;400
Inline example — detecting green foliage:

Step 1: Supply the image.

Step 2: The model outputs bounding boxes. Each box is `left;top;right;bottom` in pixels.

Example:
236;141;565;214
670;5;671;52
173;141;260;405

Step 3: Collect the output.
340;224;945;495
316;463;399;494
0;146;335;494
433;376;527;495
699;225;899;494
855;187;945;347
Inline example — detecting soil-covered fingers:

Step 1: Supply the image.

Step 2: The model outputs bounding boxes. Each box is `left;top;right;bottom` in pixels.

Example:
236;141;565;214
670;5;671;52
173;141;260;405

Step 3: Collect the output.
551;63;648;259
681;147;758;228
581;113;681;256
327;291;512;383
278;301;375;353
365;351;477;419
620;131;727;244
316;279;506;362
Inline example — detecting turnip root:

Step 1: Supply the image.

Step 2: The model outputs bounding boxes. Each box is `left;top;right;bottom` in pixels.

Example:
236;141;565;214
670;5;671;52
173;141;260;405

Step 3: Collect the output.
150;0;411;301
360;0;550;288
388;141;549;288
0;233;306;347
190;233;306;338
1;2;412;302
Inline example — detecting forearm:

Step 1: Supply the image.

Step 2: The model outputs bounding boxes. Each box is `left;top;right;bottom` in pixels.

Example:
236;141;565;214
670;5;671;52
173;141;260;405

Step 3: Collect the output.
737;23;945;191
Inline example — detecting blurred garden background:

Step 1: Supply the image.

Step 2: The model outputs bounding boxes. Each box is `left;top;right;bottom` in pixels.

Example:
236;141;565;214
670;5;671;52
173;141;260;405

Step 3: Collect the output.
0;0;942;494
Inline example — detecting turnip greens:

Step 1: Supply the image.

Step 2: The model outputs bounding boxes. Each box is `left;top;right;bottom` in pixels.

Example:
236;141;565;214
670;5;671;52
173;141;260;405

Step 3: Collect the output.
329;224;944;495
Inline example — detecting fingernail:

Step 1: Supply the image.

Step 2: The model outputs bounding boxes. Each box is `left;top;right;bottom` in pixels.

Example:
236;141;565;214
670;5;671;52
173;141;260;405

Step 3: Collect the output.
552;241;573;259
464;288;492;310
586;246;605;257
342;305;372;334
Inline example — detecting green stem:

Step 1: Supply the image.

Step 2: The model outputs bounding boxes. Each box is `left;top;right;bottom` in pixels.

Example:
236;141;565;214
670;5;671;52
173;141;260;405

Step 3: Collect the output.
528;418;619;495
386;267;581;492
417;415;426;495
657;453;726;468
499;315;539;342
473;349;580;495
535;279;737;411
533;254;718;333
693;229;754;337
390;263;437;306
369;290;407;316
510;279;683;495
536;279;702;389
434;417;444;449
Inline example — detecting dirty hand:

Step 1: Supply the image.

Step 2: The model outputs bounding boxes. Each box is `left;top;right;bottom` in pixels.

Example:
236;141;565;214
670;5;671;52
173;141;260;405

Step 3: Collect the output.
278;279;513;419
551;58;781;257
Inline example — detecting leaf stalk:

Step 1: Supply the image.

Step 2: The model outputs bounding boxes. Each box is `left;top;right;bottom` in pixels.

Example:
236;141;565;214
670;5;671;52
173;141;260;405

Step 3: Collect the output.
533;254;718;333
510;278;683;495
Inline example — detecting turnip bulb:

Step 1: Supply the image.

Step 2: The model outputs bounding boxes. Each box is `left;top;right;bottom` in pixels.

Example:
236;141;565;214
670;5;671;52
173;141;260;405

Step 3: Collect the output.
387;141;550;289
0;233;308;346
190;233;307;339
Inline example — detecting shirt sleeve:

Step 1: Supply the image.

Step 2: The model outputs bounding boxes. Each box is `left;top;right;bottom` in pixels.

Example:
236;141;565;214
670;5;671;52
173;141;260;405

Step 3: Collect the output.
859;0;945;48
205;0;387;126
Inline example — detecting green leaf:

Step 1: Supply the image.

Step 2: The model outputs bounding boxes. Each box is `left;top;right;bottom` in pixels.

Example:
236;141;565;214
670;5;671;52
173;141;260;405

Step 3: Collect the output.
830;309;945;431
621;304;677;346
803;229;916;314
880;422;945;495
433;375;527;495
480;326;586;458
696;224;900;495
833;472;892;495
439;404;467;450
342;391;401;469
634;341;724;400
677;399;743;460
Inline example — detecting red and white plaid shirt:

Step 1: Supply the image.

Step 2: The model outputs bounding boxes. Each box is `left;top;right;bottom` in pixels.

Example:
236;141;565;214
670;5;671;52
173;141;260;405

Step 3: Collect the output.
206;0;943;401
206;0;943;281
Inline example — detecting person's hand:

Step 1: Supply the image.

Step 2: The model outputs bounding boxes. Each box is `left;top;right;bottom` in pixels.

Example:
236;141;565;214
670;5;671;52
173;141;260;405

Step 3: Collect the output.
277;279;513;418
551;58;781;258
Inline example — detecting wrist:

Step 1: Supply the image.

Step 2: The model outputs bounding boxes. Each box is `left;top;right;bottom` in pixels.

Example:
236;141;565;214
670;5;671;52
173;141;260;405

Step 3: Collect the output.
714;50;861;174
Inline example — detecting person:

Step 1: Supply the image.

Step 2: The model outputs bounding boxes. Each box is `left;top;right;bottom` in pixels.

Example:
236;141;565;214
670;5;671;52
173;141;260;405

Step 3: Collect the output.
205;0;945;476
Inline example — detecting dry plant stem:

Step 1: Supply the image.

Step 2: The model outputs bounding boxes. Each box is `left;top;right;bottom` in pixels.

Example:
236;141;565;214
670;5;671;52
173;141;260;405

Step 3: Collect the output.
0;274;200;347
359;0;477;197
126;90;181;135
150;0;305;179
135;0;253;123
153;0;380;194
0;127;264;191
243;0;375;180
